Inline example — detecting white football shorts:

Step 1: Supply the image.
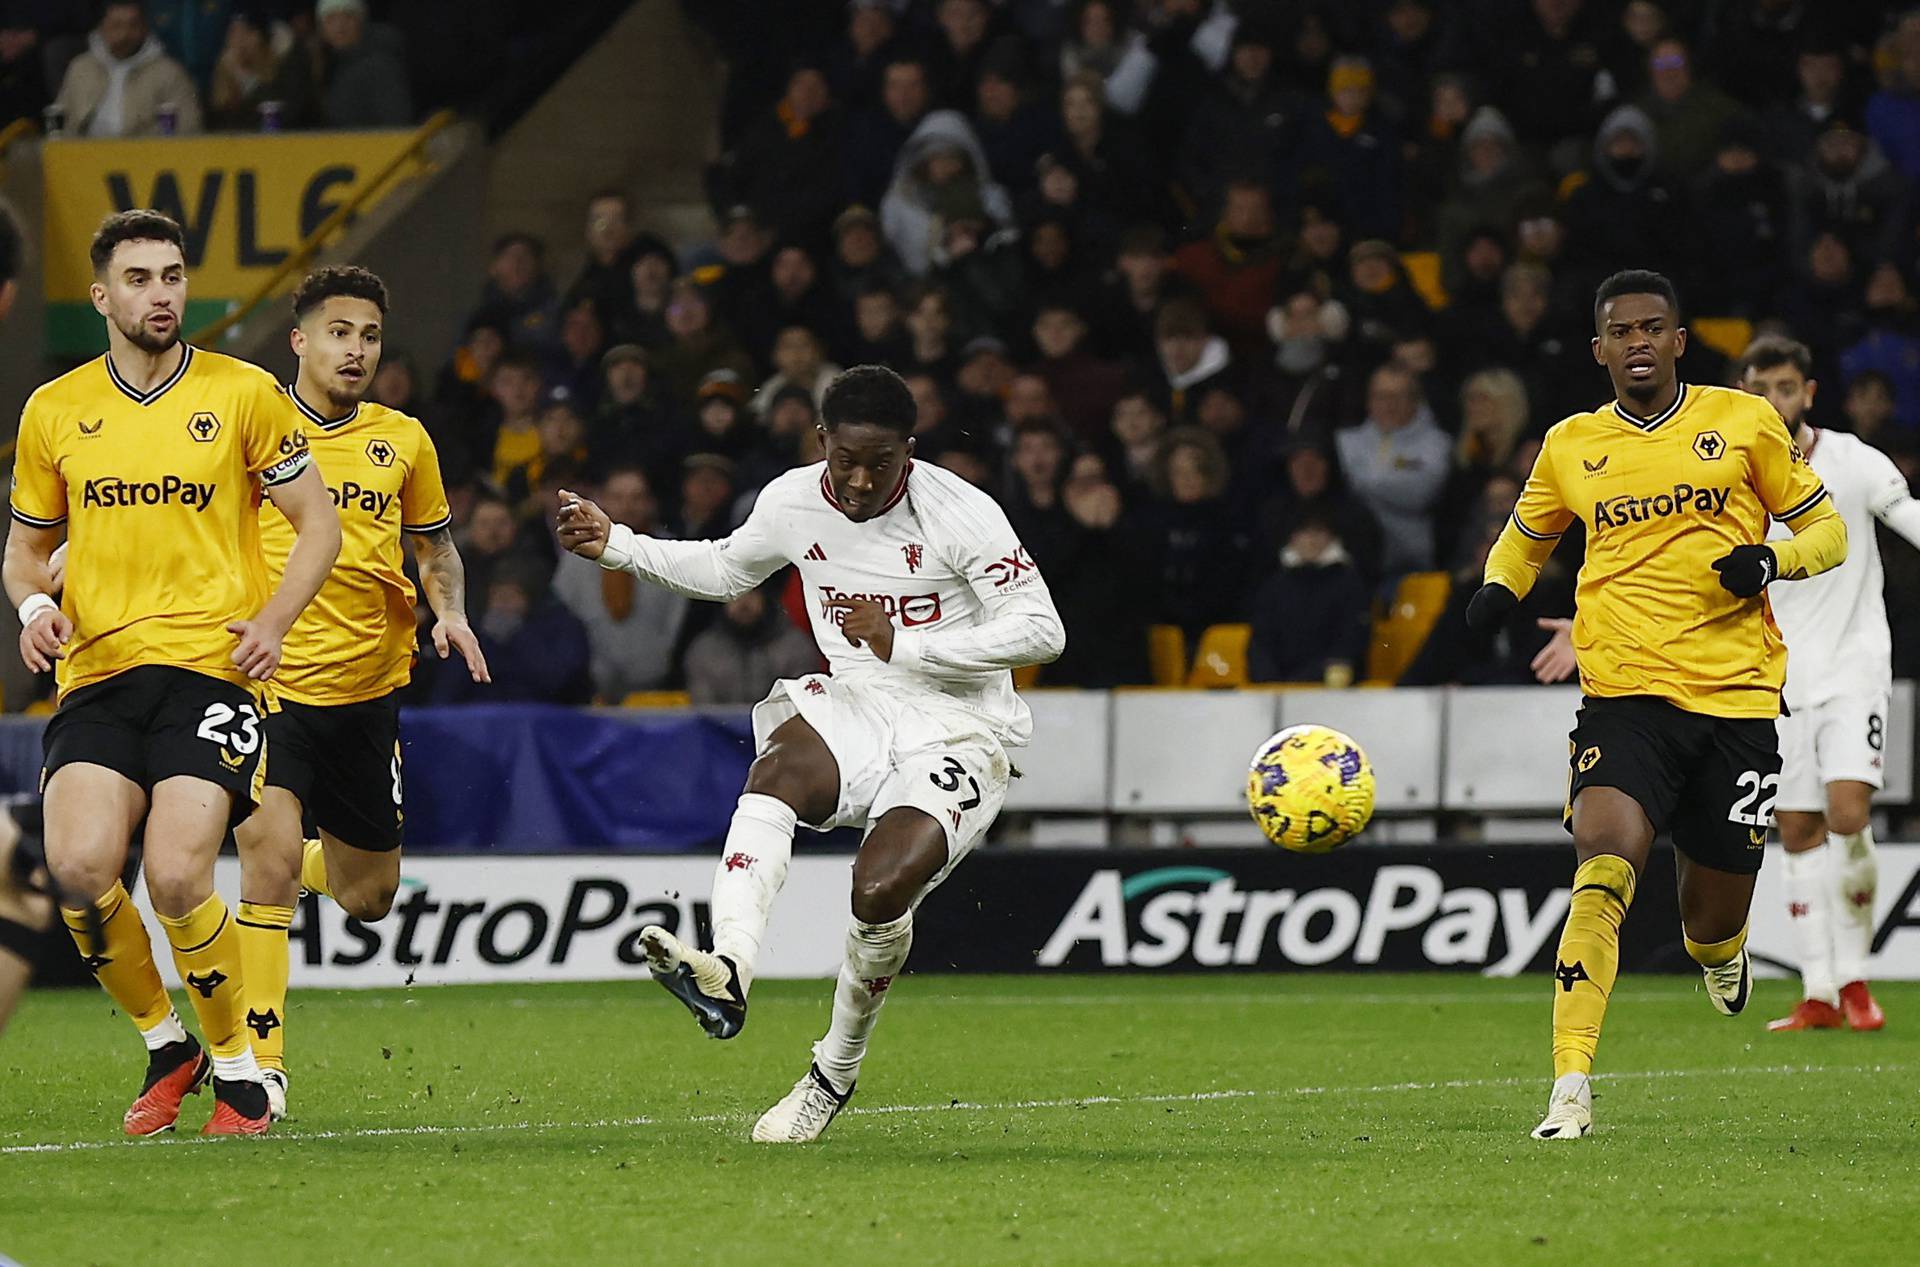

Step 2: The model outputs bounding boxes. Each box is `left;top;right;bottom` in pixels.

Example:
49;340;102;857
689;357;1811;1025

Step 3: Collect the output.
752;673;1010;900
1775;689;1891;813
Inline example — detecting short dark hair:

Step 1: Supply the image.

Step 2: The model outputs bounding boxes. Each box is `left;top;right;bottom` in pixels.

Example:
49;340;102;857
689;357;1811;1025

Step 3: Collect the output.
1739;334;1813;381
89;209;184;276
292;264;389;322
492;231;543;259
1593;268;1681;328
820;364;916;435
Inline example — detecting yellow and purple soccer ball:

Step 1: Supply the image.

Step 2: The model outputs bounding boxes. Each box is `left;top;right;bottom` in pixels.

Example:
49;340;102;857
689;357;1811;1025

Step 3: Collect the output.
1246;725;1376;853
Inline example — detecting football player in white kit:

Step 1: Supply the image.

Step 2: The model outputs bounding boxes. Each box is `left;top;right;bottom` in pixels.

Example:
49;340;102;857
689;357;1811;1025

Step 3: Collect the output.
556;365;1065;1141
1741;336;1915;1032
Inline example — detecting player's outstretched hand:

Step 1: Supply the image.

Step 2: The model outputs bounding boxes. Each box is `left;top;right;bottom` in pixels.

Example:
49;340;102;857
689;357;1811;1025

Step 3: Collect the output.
1464;582;1517;633
17;608;70;674
434;616;491;684
1711;544;1777;597
1531;617;1577;684
826;597;895;662
227;619;284;681
555;489;612;560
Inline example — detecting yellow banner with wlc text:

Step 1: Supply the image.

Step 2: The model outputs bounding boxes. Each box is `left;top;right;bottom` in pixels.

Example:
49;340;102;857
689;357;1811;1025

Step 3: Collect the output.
42;131;420;355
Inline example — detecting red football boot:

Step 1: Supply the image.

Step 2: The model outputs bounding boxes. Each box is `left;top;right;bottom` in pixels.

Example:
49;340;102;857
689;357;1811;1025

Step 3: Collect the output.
1766;998;1844;1032
200;1077;272;1136
123;1037;211;1136
1840;981;1886;1032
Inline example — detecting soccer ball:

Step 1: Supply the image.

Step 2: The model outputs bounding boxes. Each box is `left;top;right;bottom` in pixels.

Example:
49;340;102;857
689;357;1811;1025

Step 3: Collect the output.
1246;725;1376;853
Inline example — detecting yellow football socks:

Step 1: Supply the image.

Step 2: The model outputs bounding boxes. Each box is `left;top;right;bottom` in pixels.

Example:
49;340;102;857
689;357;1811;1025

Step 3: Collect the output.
61;881;173;1033
1550;853;1638;1079
158;892;251;1062
237;901;294;1073
1684;922;1748;969
300;840;332;898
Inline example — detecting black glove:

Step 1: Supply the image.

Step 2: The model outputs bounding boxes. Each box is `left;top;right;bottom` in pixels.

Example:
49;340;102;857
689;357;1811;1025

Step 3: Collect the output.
1711;545;1777;597
1465;582;1518;633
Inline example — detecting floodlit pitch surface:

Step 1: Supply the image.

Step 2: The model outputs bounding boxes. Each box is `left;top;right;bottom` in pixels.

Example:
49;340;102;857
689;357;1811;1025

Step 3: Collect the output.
1;976;1913;1265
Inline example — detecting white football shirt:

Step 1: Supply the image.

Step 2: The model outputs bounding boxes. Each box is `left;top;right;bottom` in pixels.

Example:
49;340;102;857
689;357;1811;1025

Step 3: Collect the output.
1766;428;1920;707
594;460;1064;747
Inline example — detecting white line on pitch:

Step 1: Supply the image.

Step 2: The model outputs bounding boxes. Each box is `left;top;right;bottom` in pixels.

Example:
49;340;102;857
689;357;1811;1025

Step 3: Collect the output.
0;1062;1899;1157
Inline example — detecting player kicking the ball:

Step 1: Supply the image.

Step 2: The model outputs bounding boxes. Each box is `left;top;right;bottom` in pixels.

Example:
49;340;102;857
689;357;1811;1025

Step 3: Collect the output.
1741;337;1908;1033
233;266;488;1120
1468;271;1847;1140
558;365;1063;1143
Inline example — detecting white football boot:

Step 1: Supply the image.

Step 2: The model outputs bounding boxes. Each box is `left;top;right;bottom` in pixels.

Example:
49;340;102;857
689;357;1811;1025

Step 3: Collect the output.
752;1063;853;1144
261;1068;288;1122
1530;1072;1592;1140
1702;946;1753;1017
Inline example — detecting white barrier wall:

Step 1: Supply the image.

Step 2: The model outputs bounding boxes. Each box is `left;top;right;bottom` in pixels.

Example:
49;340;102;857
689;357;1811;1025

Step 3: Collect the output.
1019;683;1915;817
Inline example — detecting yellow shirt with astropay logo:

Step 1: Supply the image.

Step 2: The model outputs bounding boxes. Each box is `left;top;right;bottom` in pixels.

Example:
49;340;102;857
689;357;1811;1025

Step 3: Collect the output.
1484;383;1847;718
9;346;312;699
257;391;450;706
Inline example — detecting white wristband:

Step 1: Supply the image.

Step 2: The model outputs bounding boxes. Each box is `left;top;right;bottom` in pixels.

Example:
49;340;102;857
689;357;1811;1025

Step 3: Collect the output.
17;593;57;627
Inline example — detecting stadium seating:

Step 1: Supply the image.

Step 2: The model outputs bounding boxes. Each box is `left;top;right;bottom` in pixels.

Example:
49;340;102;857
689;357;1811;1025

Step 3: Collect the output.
1187;624;1253;689
1366;571;1452;683
1147;625;1188;687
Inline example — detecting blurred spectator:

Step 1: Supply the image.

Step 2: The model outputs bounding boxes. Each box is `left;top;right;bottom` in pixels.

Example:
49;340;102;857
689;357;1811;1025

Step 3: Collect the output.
1442;225;1509;323
901;282;959;378
685;370;756;466
1140;427;1251;641
828;204;907;306
1454;260;1588;424
1093;222;1173;363
437;556;591;704
55;0;203;137
1435;108;1546;273
0;9;61;129
610;235;677;349
675;453;739;540
1788;118;1910;269
1264;289;1358;439
1155;297;1234;423
844;54;931;210
1054;69;1162;230
1247;514;1371;684
824;0;897;116
1031;453;1149;687
369;353;417;413
589;343;684;488
473;232;559;354
651;277;755;410
932;204;1026;337
551;467;689;701
684;585;820;705
568;190;639;325
740;384;821;492
1708;0;1827;109
1869;16;1920;185
1690;117;1791;317
1059;0;1154;117
1339;239;1431;367
757;325;841;414
545;298;606;414
842;280;911;366
1256;437;1384;580
928;0;994;108
1107;382;1169;502
1334;362;1449;575
1403;73;1475;245
1440;368;1531;564
1485;0;1620;153
1843;368;1897;444
1171;179;1286;358
1178;21;1297;219
457;492;527;612
972;37;1058;196
1842;263;1920;430
880;108;1012;276
1005;419;1071;546
316;0;411;128
741;242;841;368
1561;105;1693;297
1776;231;1867;390
1030;300;1125;447
486;354;543;490
1766;43;1858;165
715;64;842;244
1291;56;1400;241
207;7;317;131
1635;38;1741;185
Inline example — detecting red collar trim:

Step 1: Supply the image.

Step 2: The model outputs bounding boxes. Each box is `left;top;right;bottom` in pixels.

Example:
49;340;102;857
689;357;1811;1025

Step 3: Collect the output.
819;461;912;520
1802;425;1821;460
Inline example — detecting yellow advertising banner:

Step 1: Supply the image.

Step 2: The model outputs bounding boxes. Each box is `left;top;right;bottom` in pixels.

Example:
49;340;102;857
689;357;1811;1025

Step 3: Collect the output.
42;131;421;353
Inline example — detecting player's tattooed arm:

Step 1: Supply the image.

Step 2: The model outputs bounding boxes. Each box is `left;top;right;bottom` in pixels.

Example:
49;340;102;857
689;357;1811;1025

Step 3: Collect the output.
410;527;490;683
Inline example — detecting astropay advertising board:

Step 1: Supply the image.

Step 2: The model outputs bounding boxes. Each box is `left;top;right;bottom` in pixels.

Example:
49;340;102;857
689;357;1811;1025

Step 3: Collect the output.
129;846;1920;987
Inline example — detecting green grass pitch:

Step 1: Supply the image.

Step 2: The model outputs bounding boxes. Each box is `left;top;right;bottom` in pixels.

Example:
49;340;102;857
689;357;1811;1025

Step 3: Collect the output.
1;975;1914;1266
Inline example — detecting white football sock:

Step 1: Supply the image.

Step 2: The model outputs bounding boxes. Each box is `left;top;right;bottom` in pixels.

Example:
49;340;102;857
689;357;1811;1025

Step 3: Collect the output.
812;912;913;1095
709;792;796;990
139;1010;189;1051
1830;826;1879;985
210;1047;261;1083
1782;845;1838;1005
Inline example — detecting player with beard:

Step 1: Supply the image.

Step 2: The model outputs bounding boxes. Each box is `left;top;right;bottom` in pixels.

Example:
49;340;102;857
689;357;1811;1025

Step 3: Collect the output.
558;365;1064;1143
232;266;489;1120
2;210;340;1134
1467;270;1848;1140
